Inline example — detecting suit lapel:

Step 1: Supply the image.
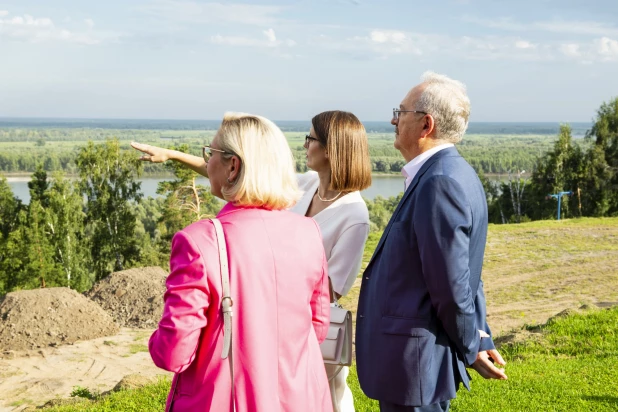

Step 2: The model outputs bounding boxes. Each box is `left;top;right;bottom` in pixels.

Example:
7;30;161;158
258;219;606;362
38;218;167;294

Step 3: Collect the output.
366;147;460;269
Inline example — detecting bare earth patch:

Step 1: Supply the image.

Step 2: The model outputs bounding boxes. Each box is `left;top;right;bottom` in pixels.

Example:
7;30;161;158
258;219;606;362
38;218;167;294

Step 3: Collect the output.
0;328;170;412
0;288;118;352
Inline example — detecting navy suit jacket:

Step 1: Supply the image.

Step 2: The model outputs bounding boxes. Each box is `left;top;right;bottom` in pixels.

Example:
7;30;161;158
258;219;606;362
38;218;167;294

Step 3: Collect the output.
355;147;495;406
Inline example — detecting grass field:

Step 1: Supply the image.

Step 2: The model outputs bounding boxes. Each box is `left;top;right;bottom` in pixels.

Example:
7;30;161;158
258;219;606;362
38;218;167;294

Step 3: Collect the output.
44;306;618;412
39;217;618;411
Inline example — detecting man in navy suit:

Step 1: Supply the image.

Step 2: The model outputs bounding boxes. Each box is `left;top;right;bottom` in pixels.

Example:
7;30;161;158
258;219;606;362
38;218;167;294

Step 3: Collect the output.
356;72;507;412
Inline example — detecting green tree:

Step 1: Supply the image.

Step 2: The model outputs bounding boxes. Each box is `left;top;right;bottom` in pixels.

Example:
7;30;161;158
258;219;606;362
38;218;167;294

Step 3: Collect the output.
0;177;24;295
0;176;22;240
76;139;143;281
21;199;63;288
28;164;50;208
156;144;221;257
583;98;618;216
526;125;585;220
46;173;92;291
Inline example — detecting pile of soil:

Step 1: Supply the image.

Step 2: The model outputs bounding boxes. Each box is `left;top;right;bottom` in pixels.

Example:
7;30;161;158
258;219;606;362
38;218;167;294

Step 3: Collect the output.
85;267;168;328
0;287;118;351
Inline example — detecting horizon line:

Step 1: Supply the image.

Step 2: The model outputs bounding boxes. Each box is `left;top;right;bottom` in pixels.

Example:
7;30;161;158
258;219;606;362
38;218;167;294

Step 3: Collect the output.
0;116;594;124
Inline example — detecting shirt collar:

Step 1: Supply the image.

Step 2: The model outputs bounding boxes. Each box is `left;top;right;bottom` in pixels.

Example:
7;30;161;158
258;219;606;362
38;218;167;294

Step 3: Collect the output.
401;143;454;182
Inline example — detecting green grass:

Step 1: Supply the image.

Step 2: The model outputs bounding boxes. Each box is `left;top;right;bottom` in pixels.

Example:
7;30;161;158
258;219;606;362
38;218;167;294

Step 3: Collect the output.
128;344;149;355
44;307;618;411
44;378;171;411
450;306;618;412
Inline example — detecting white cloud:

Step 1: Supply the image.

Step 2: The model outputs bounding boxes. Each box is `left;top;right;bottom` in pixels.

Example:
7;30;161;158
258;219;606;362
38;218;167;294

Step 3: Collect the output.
0;13;113;45
560;43;581;58
314;29;548;61
596;37;618;59
210;28;293;49
558;37;618;62
338;30;425;57
0;10;9;17
84;18;95;29
139;1;283;26
535;21;618;37
515;40;536;49
263;28;276;43
464;15;618;38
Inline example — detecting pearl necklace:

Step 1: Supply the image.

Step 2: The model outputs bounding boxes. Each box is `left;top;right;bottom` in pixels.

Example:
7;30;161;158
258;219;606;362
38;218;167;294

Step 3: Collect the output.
317;188;342;202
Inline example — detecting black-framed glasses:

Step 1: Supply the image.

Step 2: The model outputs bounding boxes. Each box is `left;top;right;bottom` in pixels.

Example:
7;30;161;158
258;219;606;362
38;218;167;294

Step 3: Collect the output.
305;134;320;146
393;108;428;120
202;145;232;162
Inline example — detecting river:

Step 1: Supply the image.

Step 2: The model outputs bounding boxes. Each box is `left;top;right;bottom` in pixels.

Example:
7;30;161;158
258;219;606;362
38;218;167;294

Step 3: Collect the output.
7;175;410;204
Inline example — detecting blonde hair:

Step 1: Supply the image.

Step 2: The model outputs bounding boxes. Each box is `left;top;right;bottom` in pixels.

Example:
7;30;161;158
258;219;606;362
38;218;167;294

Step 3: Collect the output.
311;111;372;192
217;112;301;210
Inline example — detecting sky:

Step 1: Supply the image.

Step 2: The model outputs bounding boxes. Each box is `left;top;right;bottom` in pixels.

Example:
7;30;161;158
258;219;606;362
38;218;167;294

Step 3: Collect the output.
0;0;617;122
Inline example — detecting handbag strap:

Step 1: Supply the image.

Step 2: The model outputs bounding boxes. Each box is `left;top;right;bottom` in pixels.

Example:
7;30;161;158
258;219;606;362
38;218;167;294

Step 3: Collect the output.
211;218;235;411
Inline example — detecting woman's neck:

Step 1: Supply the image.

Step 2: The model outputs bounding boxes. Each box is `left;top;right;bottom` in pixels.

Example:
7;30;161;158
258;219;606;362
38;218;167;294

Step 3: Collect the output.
317;170;339;199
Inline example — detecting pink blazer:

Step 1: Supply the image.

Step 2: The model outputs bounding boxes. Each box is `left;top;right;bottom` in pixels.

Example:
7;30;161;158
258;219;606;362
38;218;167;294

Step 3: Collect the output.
149;203;332;412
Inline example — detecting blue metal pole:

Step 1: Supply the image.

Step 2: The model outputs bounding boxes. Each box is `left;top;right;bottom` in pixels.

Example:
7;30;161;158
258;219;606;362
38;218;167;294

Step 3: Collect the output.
557;195;561;220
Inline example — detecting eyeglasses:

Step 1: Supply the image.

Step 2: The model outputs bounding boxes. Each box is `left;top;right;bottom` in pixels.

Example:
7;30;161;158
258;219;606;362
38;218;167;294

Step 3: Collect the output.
305;134;320;146
202;145;232;162
393;108;428;121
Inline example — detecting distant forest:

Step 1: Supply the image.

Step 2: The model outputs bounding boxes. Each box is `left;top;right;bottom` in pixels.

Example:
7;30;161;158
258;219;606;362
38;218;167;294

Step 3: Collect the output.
0;119;595;177
0;118;592;135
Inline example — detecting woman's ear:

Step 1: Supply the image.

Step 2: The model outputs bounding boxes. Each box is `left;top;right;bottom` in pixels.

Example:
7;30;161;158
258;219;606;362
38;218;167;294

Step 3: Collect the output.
227;155;241;183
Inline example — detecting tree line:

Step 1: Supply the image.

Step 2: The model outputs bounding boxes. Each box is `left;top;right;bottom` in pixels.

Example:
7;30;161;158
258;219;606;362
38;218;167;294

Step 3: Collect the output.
0;135;562;177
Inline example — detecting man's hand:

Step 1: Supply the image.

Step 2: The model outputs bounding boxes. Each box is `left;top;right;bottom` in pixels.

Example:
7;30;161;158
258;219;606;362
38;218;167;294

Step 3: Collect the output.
471;330;508;380
131;142;170;163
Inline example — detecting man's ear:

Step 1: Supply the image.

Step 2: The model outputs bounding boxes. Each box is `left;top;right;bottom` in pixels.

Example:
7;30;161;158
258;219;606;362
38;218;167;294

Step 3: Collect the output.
420;115;436;139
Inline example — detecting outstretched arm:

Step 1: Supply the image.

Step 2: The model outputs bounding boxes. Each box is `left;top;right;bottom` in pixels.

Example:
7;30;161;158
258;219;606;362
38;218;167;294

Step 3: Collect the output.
131;141;209;177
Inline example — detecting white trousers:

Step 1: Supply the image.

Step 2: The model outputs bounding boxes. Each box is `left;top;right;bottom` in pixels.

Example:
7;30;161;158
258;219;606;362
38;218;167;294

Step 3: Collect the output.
325;365;355;412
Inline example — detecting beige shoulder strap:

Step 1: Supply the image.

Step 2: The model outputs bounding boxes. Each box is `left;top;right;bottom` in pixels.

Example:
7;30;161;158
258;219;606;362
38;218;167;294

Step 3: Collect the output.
211;218;235;411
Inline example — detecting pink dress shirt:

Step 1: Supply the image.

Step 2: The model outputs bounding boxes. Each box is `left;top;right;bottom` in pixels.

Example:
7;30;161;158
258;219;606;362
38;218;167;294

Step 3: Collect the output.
149;203;332;412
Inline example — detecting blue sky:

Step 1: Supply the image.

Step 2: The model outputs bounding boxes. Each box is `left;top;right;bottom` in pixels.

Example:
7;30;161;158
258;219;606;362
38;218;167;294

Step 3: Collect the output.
1;0;617;122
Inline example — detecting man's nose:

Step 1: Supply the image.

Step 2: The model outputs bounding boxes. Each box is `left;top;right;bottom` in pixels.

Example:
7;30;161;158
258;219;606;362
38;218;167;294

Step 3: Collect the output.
391;117;397;126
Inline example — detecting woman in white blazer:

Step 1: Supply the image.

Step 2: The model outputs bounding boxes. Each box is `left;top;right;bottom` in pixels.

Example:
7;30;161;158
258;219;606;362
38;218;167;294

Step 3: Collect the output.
131;110;372;412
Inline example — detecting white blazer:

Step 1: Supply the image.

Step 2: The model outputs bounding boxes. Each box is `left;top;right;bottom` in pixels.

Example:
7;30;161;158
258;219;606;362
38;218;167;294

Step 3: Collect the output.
291;172;370;297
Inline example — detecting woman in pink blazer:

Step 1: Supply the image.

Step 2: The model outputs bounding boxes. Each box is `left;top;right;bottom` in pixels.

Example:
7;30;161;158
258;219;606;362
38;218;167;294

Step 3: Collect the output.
149;112;333;412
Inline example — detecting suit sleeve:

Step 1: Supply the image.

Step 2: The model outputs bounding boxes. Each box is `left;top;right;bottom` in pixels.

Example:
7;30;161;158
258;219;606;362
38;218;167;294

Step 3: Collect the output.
414;175;481;366
149;230;210;373
310;244;331;344
476;280;495;351
328;223;370;297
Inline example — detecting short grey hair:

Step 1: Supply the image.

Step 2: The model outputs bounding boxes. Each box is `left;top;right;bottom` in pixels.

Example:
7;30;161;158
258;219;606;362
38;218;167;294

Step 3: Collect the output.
415;71;471;143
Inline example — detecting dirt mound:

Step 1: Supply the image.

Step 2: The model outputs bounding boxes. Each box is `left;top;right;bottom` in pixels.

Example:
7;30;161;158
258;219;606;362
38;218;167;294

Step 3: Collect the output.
85;267;167;328
112;373;160;392
0;287;118;351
